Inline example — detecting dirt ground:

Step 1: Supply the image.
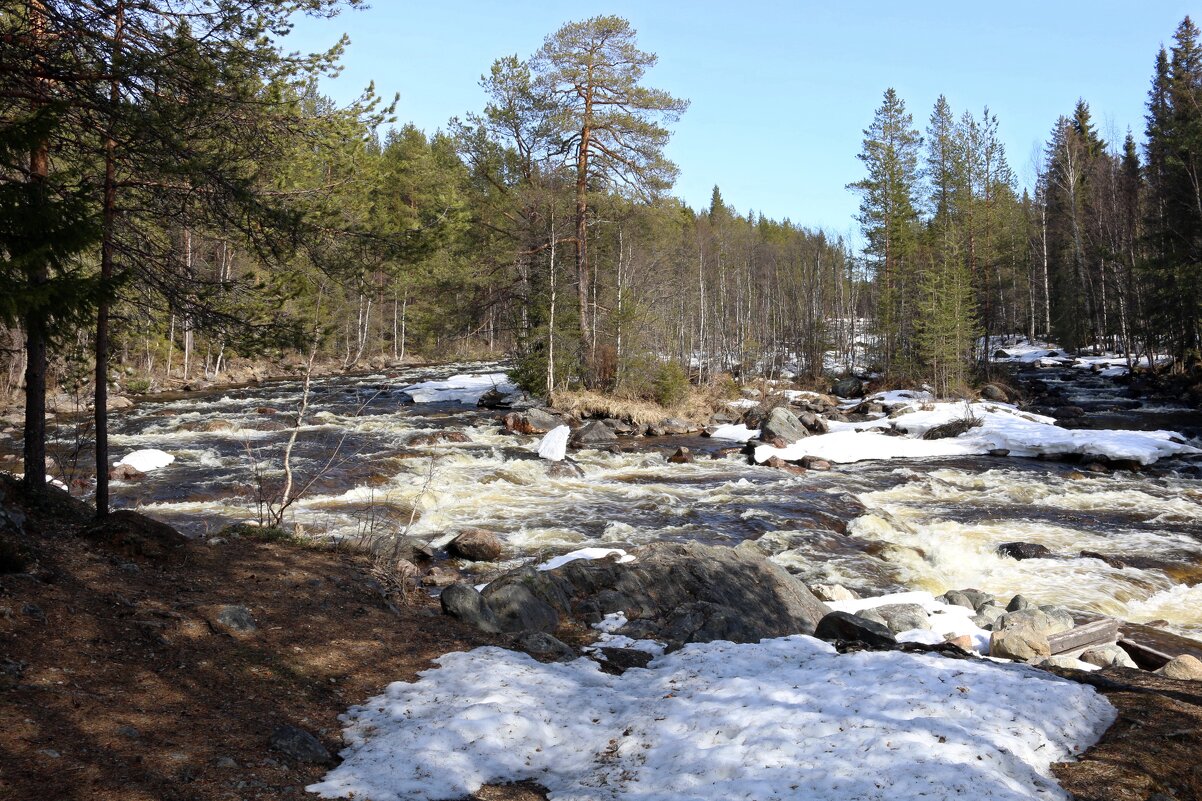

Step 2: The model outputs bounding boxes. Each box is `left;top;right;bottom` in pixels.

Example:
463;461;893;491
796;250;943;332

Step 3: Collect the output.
0;481;544;801
2;479;1200;801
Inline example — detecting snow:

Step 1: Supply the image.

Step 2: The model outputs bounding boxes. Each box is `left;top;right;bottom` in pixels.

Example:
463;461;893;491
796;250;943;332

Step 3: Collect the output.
828;590;993;654
535;547;634;572
706;423;759;442
114;448;175;472
537;425;570;461
756;400;1198;466
310;634;1115;801
399;373;517;405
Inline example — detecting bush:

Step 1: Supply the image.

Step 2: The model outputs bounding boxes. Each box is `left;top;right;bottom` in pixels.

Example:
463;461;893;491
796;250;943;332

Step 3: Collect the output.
124;377;151;395
652;361;691;408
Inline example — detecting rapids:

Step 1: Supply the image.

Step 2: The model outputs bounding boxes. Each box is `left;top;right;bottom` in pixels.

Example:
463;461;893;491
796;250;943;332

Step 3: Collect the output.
4;360;1202;637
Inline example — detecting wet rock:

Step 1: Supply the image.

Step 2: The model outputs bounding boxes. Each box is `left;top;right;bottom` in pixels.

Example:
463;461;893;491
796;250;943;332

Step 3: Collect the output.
503;408;561;435
269;724;332;764
988;448;1011;457
800;456;832;471
1080;644;1138;670
812;584;859;602
107;463;146;481
420;565;461;588
667;447;693;465
546;459;585;479
448;528;504;562
79;510;187;559
996;541;1053;560
760;407;808;444
407;431;470;446
602;418;636;435
206;604;256;635
858;603;930;633
831;377;864;398
1053;405;1086;419
764;456;805;474
1006;594;1035;612
440;583;501;633
814;611;896;647
107;395;135;411
570;421;618;448
1079;550;1126;569
1157;654;1202;681
980;384;1010;402
476;387;515;408
512;631;576;661
990;625;1051;662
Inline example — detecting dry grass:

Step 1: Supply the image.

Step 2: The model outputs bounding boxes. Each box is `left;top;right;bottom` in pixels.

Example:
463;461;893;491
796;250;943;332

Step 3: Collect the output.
550;385;724;427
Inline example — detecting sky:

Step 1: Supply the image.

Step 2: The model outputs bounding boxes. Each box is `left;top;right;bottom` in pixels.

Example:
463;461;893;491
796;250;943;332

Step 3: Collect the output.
285;1;1198;239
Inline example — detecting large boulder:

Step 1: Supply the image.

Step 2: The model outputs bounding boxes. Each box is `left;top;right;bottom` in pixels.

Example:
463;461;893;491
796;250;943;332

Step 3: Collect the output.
759;407;808;444
1157;654;1202;681
448;528;504;562
857;603;931;633
503;408;562;435
440;583;502;633
994;608;1074;637
990;625;1051;662
570;421;618;449
454;541;830;649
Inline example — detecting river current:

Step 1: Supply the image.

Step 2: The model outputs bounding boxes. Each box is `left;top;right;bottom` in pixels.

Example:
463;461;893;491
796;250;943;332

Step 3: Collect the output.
9;361;1202;637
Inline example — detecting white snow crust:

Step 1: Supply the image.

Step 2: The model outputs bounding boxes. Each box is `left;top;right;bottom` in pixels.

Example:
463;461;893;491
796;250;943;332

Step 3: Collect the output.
535;547;634;571
400;373;517;405
536;425;570;461
114;448;175;472
309;635;1115;801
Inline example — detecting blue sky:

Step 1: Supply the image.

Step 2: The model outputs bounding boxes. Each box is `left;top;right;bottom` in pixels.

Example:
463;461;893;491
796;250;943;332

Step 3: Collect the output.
286;1;1197;237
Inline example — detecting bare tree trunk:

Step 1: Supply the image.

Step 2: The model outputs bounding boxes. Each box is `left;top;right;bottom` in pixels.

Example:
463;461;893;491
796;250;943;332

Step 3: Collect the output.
546;211;557;397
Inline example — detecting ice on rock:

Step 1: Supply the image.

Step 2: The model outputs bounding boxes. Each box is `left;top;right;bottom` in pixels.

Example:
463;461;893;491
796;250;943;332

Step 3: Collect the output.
536;425;570;461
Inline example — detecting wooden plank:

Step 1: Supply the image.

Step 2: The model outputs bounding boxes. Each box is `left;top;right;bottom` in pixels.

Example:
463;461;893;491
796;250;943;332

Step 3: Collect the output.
1047;618;1120;655
1118;622;1202;670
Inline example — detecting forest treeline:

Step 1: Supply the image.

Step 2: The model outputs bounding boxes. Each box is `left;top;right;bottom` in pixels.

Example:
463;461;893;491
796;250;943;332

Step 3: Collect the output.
2;3;1202;506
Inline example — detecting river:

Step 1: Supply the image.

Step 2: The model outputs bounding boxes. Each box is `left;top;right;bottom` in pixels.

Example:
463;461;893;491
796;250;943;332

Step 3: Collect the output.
7;360;1202;637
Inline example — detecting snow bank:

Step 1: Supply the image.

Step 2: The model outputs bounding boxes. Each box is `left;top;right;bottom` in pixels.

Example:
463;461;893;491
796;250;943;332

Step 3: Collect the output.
536;425;570;461
399;373;517;405
756;401;1197;466
706;423;759;442
310;635;1114;801
114;448;175;472
828;590;992;653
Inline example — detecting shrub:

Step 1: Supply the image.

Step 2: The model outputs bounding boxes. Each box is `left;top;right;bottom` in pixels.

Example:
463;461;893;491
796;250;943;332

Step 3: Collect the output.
652;361;691;408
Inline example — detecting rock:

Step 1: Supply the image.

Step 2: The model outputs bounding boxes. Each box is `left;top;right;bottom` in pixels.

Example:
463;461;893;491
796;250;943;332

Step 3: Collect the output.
659;418;694;435
1080;644;1138;670
995;608;1073;637
800;456;832;471
990;625;1051;662
667;447;693;465
597;647;654;671
1079;550;1126;569
79;510;187;559
831;377;864;398
1041;655;1095;671
546;459;585;479
393;559;420;586
407;431;470;446
797;411;829;434
420;566;461;588
1157;654;1202;681
814;611;897;647
117;725;141;739
485;541;829;649
440;583;501;633
812;583;859;602
269;724;332;764
207;604;256;635
764;456;804;474
996;541;1053;560
861;603;930;633
503;408;561;435
448;528;504;562
602;418;636;435
482;581;561;634
940;589;995;611
108;463;146;481
972;604;1005;629
512;631;576;661
1054;405;1086;419
570;421;618;448
988;448;1011;457
476;387;514;408
760;407;808;444
106;395;135;410
945;634;975;651
980;384;1009;402
1006;594;1035;612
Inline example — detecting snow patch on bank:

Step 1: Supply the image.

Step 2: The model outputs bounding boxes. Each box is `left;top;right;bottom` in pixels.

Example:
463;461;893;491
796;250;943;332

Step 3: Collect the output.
310;635;1115;801
399;373;516;405
756;401;1197;466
